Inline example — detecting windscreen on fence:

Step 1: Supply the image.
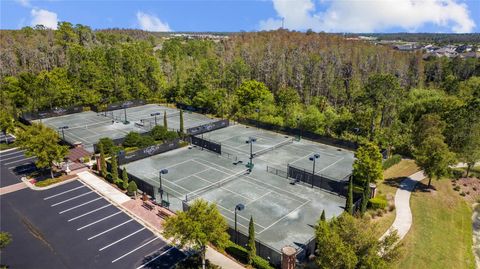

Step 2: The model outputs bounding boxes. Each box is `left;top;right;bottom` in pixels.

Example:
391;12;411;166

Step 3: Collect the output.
186;119;229;135
91;99;146;112
190;136;221;154
21;105;85;122
287;164;348;196
117;139;181;165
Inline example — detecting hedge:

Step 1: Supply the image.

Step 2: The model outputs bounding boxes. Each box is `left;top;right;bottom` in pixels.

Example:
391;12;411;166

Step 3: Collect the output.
368;197;388;210
35;177;64;187
382;154;402;170
224;242;274;269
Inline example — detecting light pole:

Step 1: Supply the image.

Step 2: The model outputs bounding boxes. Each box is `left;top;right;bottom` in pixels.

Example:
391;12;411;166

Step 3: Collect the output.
297;117;302;140
309;153;320;188
151;112;161;126
159;169;168;203
234;203;245;244
353;127;360;144
58;126;69;141
255;108;260;128
246;137;257;172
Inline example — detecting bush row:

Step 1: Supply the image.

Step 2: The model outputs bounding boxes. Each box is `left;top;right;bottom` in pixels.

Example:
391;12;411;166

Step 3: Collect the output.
224;242;274;269
382;154;402;170
368;196;388;210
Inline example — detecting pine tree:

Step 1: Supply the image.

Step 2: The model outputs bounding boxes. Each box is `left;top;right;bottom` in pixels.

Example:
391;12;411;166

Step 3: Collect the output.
346;176;354;215
179;110;184;133
99;143;107;179
247;216;256;264
320;210;326;222
163;111;168;129
110;154;119;183
122;167;129;190
127;181;138;197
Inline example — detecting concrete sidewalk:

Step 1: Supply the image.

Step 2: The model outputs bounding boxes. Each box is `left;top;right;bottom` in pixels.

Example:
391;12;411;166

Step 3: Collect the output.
77;171;244;269
381;170;425;241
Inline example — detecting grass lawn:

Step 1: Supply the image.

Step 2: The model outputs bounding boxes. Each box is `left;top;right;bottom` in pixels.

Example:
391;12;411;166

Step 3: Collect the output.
393;178;475;269
371;159;420;237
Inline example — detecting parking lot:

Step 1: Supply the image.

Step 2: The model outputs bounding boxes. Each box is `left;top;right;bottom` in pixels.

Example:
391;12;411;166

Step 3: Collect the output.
0;148;36;187
0;149;185;269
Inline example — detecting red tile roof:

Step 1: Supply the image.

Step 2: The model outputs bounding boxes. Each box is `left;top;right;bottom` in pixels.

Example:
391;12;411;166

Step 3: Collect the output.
68;147;91;162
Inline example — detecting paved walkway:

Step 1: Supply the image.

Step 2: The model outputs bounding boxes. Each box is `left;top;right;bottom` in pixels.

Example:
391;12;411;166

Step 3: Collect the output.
77;171;244;269
381;170;425;241
0;182;27;196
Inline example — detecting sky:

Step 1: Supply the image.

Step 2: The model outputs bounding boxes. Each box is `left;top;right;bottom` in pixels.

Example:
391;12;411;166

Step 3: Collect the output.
1;0;479;33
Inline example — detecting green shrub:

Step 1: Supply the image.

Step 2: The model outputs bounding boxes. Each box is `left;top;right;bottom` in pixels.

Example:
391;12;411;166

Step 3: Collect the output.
150;125;168;141
252;255;274;269
127;181;138;196
368;197;387;210
124;132;143;147
98;137;115;154
451;169;464;179
35;177;64;187
138;135;155;148
453;186;461;191
382;154;402;170
225;243;248;264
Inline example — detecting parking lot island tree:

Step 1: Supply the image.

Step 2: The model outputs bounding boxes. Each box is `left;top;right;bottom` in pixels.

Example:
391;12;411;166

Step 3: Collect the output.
16;123;68;179
163;199;229;269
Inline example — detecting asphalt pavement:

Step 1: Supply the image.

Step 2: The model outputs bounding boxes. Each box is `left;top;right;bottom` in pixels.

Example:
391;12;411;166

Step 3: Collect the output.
0;149;186;269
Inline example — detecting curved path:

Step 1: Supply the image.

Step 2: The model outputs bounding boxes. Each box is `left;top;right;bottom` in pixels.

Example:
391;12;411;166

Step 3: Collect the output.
380;171;425;241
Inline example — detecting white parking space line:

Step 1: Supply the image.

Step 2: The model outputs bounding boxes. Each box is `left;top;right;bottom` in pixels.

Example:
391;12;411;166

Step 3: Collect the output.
51;191;93;207
68;204;112;221
4;156;36;166
59;197;103;214
44;185;86;200
112;237;161;263
136;246;174;269
86;219;133;239
78;211;123;231
99;228;146;251
1;154;29;162
8;162;35;169
0;150;25;157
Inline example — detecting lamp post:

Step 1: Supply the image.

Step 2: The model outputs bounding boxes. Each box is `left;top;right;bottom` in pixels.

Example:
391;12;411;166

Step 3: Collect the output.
255;108;260;128
234;203;245;244
158;169;168;202
353;127;360;144
246;137;257;172
58;126;69;141
150;112;161;126
309;153;320;188
296;117;302;140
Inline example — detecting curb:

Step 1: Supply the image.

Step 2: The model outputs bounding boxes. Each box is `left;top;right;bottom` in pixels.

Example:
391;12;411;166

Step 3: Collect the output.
21;176;79;191
0;146;20;153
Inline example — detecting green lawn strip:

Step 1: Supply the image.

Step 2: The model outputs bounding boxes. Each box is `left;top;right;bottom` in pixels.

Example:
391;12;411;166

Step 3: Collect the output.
34;175;76;187
393;178;475;269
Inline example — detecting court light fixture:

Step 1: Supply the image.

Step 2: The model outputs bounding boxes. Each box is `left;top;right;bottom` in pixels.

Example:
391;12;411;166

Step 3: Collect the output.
246;137;257;172
234;203;245;244
58;126;69;140
158;169;169;201
309;153;320;188
150;112;161;126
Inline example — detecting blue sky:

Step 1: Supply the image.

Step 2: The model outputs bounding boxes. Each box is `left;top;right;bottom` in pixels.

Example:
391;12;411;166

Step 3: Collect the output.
1;0;479;33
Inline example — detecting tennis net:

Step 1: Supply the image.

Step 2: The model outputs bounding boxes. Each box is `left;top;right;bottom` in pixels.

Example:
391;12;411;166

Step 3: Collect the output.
186;169;248;201
64;121;112;131
253;138;294;157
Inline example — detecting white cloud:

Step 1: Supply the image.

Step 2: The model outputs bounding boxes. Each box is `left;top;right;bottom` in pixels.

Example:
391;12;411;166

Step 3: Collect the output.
16;0;31;7
31;8;58;29
259;0;476;33
136;11;171;32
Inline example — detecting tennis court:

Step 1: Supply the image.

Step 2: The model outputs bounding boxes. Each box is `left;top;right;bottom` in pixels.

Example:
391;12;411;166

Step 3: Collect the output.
201;124;354;182
122;141;347;262
35;104;217;152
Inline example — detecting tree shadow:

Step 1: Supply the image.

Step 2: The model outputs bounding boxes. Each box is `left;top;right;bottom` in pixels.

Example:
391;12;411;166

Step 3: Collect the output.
139;246;186;269
413;181;436;192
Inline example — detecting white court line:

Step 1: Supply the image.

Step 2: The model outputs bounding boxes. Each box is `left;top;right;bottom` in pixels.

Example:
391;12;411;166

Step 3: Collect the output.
169;167;211;183
245;191;273;206
0;149;25;157
289;151;315;166
44;185;86;200
80;212;124;232
193;158;308;204
112;238;161;263
192;174;253;201
68;204;112;221
4;156;36;165
51;191;93;207
99;228;146;251
145;173;191;193
136;246;174;269
317;157;345;173
59;197;103;214
258;200;310;234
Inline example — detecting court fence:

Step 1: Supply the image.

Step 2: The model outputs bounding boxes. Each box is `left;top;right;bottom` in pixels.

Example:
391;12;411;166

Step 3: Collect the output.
20;105;86;122
91;99;146;112
239;118;358;151
189;136;221;154
266;166;288;178
117;138;182;165
186;119;230;136
287;164;349;196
